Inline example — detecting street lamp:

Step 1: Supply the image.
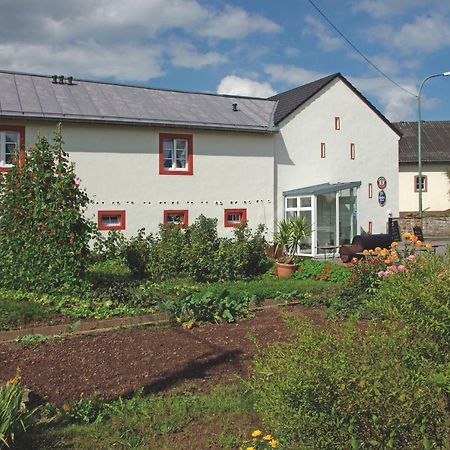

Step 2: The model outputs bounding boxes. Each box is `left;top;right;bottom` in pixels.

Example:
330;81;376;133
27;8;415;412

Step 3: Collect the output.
417;71;450;219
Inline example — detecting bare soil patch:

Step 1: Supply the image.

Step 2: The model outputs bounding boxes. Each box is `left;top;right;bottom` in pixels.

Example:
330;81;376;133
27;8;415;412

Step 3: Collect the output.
0;305;327;405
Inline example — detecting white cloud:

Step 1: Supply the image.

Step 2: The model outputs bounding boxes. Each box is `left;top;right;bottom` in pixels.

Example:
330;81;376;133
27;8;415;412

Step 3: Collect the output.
217;76;276;98
168;42;227;69
0;42;164;82
264;64;327;86
198;5;281;39
303;15;344;51
369;14;450;55
351;0;425;18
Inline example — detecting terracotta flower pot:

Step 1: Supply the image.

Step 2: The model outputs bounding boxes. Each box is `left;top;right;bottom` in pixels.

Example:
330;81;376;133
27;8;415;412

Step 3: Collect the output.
276;262;298;279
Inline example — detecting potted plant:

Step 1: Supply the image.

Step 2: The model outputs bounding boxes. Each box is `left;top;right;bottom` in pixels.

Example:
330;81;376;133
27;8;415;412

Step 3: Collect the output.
274;217;311;278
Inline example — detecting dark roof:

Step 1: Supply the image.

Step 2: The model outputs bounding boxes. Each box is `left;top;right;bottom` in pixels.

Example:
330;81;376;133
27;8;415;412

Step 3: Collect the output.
270;73;401;136
394;121;450;163
0;70;277;133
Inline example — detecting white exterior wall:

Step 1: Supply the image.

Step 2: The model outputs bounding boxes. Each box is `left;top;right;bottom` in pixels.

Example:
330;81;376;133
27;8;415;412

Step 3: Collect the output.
275;78;400;235
399;163;450;213
2;119;275;237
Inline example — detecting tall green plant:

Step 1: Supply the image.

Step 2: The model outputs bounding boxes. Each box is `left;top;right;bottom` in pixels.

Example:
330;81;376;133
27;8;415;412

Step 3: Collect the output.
0;125;94;293
275;217;311;263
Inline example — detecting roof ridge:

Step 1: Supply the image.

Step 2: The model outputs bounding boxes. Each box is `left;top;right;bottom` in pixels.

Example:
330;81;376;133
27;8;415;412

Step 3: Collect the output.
0;69;276;102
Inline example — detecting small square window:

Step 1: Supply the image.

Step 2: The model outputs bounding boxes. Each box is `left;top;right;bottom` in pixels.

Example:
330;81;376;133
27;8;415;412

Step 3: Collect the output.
98;210;126;231
164;210;189;227
350;143;355;160
334;117;340;130
320;142;326;158
414;175;427;192
159;133;193;175
224;209;247;227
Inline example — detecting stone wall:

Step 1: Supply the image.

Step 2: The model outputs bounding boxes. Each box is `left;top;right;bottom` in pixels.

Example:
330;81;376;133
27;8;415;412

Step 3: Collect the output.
397;216;450;237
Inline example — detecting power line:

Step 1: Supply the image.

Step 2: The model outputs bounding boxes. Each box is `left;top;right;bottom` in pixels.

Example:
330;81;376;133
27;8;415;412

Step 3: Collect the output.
307;0;417;97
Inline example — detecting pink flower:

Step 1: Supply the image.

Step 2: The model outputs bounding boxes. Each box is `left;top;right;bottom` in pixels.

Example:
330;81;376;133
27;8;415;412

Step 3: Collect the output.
398;264;406;272
407;255;415;261
377;271;386;277
389;265;398;272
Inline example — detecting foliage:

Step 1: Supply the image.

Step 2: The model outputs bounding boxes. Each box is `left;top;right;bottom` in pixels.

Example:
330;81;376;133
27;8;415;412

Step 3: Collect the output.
91;230;126;262
366;253;450;352
146;224;187;281
0;126;94;293
183;215;220;282
121;229;152;278
274;217;311;263
14;333;64;346
294;259;350;283
246;317;449;449
0;371;37;448
163;287;254;324
61;394;104;424
0;295;49;331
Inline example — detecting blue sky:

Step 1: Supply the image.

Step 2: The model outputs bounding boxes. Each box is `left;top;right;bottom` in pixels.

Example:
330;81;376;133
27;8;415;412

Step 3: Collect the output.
1;0;450;121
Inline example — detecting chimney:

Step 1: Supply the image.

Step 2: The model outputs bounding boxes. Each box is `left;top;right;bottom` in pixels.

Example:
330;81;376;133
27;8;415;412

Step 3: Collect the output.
232;103;238;111
51;75;58;84
67;76;73;85
58;75;64;84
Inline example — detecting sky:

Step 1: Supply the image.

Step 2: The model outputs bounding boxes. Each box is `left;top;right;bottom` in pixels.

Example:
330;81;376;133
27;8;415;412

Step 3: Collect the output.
1;0;450;122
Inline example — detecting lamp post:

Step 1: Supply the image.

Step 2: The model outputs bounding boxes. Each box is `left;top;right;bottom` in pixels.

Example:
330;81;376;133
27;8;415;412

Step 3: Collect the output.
417;72;450;219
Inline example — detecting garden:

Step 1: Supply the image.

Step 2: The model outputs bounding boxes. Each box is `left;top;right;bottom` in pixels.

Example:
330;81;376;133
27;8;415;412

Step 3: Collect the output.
0;130;449;449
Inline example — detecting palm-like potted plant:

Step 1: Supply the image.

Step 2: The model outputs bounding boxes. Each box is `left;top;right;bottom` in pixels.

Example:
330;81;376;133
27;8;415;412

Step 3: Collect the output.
274;216;311;278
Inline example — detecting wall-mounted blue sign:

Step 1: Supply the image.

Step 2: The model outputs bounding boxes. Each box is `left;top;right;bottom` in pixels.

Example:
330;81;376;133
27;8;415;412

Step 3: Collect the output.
378;190;386;206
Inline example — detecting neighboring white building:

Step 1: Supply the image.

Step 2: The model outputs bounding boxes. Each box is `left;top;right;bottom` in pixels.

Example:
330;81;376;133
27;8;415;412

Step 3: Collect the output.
0;71;400;257
394;121;450;217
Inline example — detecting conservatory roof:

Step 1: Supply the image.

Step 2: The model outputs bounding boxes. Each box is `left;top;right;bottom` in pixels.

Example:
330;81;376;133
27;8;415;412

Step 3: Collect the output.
283;181;361;197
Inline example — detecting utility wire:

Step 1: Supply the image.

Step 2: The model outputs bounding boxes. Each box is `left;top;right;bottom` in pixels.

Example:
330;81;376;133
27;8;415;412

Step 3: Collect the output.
307;0;417;97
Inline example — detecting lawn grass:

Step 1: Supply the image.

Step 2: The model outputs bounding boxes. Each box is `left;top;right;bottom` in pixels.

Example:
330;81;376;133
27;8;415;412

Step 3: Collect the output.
24;383;260;450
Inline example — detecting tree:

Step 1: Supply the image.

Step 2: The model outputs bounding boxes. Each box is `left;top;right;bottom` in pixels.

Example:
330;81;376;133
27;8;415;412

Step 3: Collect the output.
0;125;94;292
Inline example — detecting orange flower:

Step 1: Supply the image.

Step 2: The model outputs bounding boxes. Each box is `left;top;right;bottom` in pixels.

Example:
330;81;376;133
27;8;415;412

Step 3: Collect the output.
63;405;71;412
374;247;382;254
385;257;393;264
415;240;422;247
362;249;369;256
390;241;398;248
403;232;412;240
411;235;418;242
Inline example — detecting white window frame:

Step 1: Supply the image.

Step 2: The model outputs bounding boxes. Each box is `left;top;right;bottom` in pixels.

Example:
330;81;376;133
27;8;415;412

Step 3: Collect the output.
0;131;20;167
163;138;188;171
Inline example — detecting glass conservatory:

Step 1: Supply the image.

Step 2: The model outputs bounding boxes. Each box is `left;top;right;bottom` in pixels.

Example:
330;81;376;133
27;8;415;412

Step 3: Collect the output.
283;182;361;257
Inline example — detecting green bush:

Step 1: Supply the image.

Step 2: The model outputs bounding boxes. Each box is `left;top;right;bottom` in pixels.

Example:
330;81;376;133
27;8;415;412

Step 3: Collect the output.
92;230;126;262
246;317;448;449
0;373;36;448
122;229;151;278
366;253;450;352
294;259;350;283
0;126;94;293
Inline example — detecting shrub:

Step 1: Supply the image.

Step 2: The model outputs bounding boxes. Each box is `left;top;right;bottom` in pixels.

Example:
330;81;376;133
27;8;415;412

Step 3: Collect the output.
92;230;126;262
0;371;36;448
366;253;450;352
0;126;94;293
183;215;220;282
61;393;104;424
0;295;49;330
246;317;449;449
147;225;187;281
122;229;151;278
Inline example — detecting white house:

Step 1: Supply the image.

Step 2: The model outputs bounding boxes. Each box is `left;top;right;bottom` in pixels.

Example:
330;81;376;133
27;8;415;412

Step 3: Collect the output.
0;70;400;257
394;121;450;217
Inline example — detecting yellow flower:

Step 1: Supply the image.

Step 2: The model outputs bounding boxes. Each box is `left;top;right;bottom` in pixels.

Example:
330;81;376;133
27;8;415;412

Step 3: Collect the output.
403;232;411;240
425;243;432;250
270;440;279;448
390;241;398;248
374;247;382;254
362;249;369;256
380;248;389;257
263;434;273;441
251;430;262;438
246;447;256;450
415;240;422;247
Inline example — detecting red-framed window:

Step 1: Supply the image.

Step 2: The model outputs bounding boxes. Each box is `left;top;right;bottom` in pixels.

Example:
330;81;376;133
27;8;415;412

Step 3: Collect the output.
224;209;247;227
98;210;126;231
0;125;25;173
334;116;340;130
320;142;326;158
159;133;193;175
163;210;189;227
350;143;355;160
414;175;427;192
368;183;373;198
